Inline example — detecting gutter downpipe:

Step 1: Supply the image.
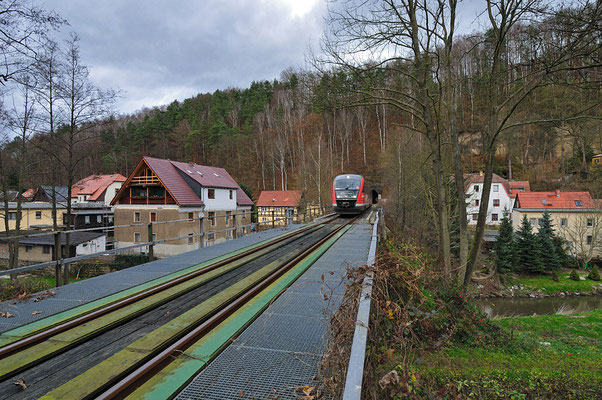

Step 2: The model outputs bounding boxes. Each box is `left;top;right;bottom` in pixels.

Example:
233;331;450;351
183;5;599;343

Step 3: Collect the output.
342;210;379;400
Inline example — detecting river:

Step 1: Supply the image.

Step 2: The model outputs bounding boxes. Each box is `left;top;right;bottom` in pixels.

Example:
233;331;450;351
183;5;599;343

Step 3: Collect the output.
477;296;602;318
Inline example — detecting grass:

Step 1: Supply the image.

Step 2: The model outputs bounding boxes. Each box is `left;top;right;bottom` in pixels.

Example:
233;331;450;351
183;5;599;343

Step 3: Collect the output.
413;310;602;399
504;271;600;294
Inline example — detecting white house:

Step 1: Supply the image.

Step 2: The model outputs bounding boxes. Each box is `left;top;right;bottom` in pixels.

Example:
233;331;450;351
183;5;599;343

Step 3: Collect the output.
465;172;530;225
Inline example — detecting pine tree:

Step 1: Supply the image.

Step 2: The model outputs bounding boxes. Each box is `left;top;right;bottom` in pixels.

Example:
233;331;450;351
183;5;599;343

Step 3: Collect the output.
516;215;544;274
494;210;516;273
537;211;560;271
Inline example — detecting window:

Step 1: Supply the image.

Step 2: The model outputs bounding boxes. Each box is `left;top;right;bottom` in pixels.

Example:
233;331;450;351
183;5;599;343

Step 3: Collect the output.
493;199;500;207
134;212;141;222
97;215;102;223
85;215;91;224
474;185;480;192
36;211;42;219
530;218;536;226
188;212;194;222
261;207;267;212
587;235;593;245
472;214;478;221
538;218;544;226
493;184;499;192
226;229;232;239
242;227;246;234
115;188;120;195
209;211;216;226
509;189;513;194
134;233;141;243
229;190;233;200
575;200;583;207
8;212;17;220
561;218;567;227
586;218;593;227
207;232;215;241
25;245;32;253
275;207;281;212
474;199;479;207
225;211;231;226
491;213;499;222
108;216;114;224
43;245;51;254
208;189;215;199
518;189;524;192
152;233;157;242
150;212;157;222
188;233;194;244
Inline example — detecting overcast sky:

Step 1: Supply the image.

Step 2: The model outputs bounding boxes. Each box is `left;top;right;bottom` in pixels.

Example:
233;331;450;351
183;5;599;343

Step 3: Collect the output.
51;0;327;114
49;0;486;116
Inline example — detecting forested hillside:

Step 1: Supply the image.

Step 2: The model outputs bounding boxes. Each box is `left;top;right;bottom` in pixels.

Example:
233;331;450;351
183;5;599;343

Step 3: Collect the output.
1;0;600;278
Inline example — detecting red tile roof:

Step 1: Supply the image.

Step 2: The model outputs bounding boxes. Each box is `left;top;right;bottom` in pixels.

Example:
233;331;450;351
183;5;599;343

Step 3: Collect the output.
515;191;595;209
594;199;602;209
257;190;303;207
170;160;239;189
72;174;127;200
115;156;253;207
21;189;35;199
504;180;530;198
143;157;205;206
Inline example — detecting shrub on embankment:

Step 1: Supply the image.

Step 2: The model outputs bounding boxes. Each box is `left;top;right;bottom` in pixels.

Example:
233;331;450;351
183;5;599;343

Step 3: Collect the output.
320;238;601;399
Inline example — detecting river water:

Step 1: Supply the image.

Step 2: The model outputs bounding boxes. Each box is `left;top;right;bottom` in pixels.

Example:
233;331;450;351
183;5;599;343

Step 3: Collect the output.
477;296;602;318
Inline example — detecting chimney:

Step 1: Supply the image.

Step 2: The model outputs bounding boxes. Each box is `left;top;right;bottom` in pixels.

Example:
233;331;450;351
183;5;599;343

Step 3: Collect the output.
555;189;560;198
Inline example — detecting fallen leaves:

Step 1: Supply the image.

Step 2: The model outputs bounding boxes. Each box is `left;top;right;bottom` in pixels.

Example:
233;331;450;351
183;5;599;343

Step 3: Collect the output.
13;378;26;390
379;370;400;390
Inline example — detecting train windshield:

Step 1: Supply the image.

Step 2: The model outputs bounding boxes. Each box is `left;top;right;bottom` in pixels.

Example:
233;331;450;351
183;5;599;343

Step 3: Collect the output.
334;178;361;190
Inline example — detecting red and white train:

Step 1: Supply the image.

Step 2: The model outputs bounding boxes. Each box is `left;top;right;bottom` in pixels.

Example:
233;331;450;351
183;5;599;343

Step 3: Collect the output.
332;174;375;215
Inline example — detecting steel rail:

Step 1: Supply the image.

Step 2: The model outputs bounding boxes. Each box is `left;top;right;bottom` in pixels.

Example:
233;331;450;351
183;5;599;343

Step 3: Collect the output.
0;217;338;360
95;216;357;400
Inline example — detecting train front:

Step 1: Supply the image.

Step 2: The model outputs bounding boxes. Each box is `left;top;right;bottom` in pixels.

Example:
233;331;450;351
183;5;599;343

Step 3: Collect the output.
332;174;365;214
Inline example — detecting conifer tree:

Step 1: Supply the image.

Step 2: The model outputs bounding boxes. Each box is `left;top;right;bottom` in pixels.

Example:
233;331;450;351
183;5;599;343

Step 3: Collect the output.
537;211;560;271
494;210;516;273
516;215;544;274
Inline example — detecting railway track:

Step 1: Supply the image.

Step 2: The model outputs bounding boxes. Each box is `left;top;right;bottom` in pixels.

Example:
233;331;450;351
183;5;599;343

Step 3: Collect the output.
0;215;356;400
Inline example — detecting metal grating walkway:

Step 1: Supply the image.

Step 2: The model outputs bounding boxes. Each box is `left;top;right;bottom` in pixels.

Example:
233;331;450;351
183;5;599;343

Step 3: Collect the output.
175;223;372;400
0;225;303;333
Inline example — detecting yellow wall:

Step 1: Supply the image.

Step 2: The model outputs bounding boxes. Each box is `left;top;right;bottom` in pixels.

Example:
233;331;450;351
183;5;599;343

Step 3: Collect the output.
512;209;602;259
0;203;65;233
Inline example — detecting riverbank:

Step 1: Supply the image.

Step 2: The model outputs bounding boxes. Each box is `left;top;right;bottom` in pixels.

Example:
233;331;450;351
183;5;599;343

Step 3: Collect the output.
474;270;602;298
413;310;601;399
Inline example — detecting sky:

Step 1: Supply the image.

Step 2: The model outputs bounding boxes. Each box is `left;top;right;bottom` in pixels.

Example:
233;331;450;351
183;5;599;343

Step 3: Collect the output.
50;0;327;114
48;0;486;116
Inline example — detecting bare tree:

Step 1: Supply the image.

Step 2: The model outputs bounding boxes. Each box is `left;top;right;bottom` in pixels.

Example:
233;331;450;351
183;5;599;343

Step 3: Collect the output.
464;0;602;285
0;0;64;83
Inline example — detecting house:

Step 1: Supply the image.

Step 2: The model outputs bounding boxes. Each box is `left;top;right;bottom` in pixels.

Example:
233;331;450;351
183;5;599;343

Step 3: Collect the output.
0;230;105;263
32;186;70;202
0;202;113;234
465;172;529;225
72;174;127;205
512;190;602;260
111;156;253;256
257;190;304;226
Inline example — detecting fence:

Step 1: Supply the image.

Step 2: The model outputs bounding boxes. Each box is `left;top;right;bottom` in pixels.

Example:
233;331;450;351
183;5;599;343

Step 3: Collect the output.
0;206;333;287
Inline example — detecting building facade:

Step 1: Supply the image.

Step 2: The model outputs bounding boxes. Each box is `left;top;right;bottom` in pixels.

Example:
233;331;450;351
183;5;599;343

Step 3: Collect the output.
257;191;304;226
112;156;253;257
512;190;602;261
465;172;531;225
72;174;126;206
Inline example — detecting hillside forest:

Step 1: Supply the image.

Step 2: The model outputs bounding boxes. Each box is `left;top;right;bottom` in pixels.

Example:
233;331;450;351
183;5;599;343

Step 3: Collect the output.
1;0;601;284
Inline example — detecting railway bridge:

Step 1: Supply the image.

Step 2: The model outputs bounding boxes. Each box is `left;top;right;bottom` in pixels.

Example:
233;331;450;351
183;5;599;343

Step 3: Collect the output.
0;211;379;399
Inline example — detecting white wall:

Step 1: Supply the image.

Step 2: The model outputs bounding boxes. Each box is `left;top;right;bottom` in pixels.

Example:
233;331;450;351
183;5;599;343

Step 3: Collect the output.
466;183;513;225
76;236;107;255
202;187;236;211
105;182;123;206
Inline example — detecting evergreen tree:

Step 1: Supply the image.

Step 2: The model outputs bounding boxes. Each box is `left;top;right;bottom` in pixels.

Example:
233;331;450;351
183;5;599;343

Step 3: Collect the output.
516;215;544;274
536;211;561;271
494;210;516;273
